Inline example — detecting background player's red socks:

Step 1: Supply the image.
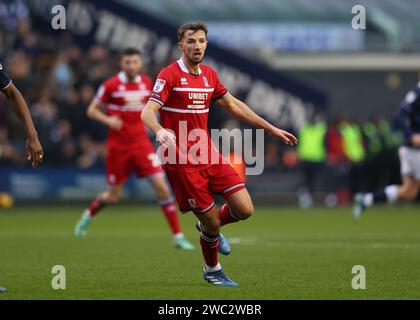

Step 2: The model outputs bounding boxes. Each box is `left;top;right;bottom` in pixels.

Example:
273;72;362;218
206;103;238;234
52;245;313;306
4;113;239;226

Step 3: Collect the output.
200;231;219;267
87;196;106;217
160;199;182;235
218;203;240;226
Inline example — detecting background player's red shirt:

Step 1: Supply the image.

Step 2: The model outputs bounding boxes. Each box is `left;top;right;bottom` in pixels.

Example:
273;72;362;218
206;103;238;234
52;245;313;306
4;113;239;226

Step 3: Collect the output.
149;58;229;171
96;72;153;149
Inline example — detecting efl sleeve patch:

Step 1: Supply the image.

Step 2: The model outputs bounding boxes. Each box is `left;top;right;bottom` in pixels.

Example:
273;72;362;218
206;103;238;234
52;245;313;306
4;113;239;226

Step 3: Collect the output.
153;79;166;93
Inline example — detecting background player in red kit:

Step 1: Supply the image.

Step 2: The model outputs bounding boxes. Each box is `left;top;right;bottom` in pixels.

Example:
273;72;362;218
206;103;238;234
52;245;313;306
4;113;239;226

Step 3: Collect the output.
74;49;194;250
142;23;297;286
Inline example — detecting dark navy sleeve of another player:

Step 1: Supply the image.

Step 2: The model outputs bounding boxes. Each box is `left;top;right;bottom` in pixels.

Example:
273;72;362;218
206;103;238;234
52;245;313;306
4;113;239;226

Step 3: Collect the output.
0;64;12;90
393;84;420;147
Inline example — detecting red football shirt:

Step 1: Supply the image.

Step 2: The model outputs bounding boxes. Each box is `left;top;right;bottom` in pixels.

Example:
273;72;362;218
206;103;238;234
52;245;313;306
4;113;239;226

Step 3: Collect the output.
95;72;153;148
149;58;229;171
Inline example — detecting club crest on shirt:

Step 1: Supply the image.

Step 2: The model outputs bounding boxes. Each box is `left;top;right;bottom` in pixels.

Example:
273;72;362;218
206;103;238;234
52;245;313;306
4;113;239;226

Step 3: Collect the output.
202;76;209;87
153;79;166;93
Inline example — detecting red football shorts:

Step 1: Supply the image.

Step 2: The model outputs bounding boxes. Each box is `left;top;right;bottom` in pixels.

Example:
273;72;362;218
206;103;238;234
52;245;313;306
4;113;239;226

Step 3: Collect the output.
106;144;163;186
165;163;245;213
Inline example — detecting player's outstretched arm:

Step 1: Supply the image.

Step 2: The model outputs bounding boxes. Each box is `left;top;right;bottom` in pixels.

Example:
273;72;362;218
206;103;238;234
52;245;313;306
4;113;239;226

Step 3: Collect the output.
216;93;298;145
141;101;176;147
1;84;44;167
86;99;122;130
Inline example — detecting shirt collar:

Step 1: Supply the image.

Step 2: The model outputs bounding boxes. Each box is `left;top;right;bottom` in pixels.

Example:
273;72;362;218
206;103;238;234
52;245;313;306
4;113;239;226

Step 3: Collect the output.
177;57;202;75
118;71;141;84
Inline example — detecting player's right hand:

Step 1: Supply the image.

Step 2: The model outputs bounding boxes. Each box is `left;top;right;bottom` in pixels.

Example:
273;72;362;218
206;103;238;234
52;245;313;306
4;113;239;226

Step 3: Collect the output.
411;133;420;147
269;127;298;145
108;116;123;130
156;128;176;147
26;134;44;168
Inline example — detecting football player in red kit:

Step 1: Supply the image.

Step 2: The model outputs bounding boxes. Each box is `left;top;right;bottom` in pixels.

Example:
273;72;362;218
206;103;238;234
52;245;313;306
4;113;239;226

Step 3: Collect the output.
141;23;297;286
74;48;194;250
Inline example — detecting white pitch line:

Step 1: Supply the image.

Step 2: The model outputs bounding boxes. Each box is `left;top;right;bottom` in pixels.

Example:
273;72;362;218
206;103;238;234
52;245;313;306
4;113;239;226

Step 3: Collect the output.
228;237;420;250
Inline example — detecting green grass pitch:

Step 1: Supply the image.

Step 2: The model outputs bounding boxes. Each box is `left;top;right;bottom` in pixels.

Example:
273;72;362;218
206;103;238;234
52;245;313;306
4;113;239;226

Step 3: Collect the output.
0;204;419;299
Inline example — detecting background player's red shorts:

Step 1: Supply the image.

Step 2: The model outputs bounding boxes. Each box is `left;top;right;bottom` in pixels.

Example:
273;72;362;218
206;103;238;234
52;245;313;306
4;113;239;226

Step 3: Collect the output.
165;163;245;213
106;144;163;186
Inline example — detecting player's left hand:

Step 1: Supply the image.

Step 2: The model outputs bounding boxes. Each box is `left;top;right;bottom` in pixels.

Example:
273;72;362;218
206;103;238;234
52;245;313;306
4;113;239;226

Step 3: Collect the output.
26;134;44;167
269;127;298;145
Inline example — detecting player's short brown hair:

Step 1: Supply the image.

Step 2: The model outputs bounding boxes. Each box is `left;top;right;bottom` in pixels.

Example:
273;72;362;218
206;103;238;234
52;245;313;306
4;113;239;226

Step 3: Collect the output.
121;48;141;57
177;22;208;42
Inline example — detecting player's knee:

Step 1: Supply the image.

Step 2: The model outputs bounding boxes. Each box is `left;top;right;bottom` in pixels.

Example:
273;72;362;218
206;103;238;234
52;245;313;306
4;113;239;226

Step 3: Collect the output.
236;202;254;220
209;216;221;232
102;191;121;204
109;196;120;204
104;195;119;204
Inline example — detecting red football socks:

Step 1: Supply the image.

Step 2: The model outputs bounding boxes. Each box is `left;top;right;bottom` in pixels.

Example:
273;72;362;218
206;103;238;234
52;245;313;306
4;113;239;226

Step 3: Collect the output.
218;203;240;226
160;200;182;235
87;196;106;217
200;231;219;267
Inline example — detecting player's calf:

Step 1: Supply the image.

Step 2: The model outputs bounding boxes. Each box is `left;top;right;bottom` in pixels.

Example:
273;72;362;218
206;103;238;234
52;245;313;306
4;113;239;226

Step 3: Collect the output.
151;177;172;201
195;207;232;255
196;210;221;235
